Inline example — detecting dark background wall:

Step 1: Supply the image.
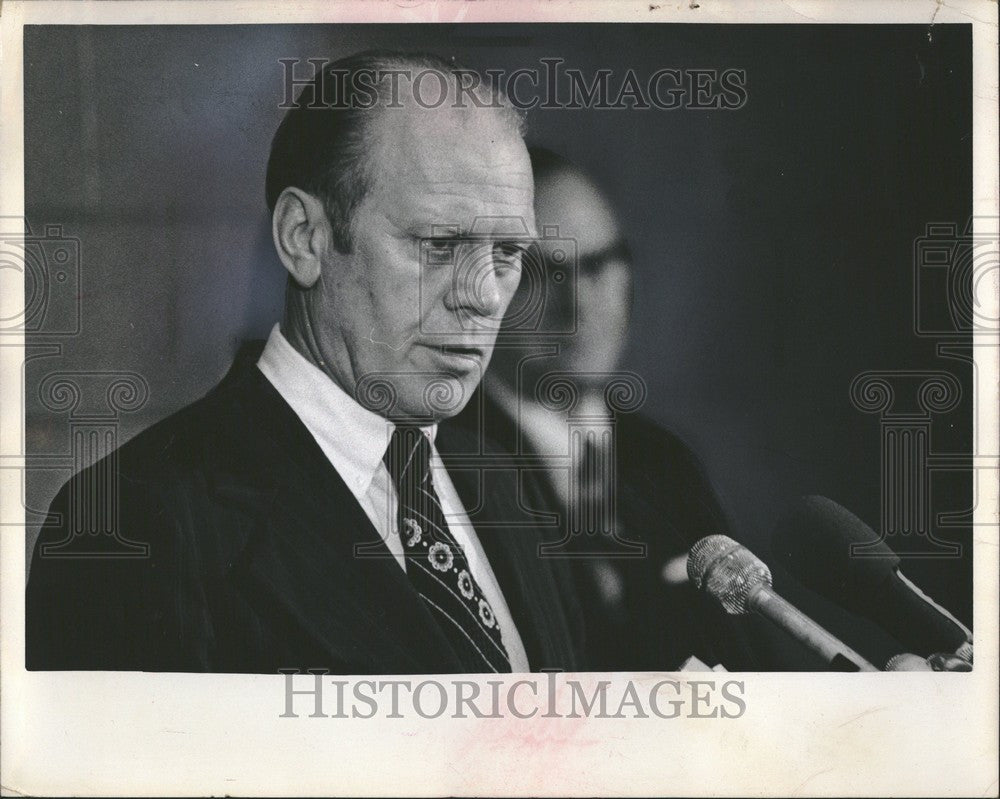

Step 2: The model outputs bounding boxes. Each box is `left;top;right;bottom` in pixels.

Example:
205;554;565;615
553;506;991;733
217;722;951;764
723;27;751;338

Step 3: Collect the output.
23;24;973;668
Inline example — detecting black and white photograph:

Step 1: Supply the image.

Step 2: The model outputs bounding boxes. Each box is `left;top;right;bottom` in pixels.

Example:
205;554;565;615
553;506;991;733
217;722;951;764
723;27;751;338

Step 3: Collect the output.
1;1;997;796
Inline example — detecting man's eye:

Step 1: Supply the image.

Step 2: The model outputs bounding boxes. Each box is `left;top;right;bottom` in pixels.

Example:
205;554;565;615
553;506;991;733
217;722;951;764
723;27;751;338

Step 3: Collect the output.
493;241;524;269
424;238;458;265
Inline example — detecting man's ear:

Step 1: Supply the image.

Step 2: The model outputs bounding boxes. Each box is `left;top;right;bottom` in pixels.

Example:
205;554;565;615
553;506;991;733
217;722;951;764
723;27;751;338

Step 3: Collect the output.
271;187;331;288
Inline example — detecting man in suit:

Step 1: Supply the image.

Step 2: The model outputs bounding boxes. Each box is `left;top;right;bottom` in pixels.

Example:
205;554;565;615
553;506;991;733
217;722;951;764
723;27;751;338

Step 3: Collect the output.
26;51;584;674
455;147;762;671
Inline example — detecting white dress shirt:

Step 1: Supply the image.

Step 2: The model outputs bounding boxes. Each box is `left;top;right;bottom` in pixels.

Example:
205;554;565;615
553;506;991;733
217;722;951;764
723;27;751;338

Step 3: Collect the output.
256;324;529;671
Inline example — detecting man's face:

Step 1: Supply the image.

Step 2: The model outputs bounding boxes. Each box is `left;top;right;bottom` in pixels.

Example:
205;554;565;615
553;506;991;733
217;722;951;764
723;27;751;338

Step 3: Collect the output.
308;103;536;421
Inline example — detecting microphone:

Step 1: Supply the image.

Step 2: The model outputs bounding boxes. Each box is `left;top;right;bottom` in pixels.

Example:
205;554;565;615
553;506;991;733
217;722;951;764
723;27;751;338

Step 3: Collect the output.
687;534;878;672
884;652;973;672
884;653;934;671
771;496;972;661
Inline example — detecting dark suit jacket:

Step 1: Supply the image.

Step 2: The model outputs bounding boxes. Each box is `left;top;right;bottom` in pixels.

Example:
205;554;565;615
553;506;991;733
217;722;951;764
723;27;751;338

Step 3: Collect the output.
26;354;585;673
452;389;763;671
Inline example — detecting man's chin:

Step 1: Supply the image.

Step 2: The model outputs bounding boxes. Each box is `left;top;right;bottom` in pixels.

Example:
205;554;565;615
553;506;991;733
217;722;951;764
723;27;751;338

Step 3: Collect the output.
377;374;476;423
424;372;477;420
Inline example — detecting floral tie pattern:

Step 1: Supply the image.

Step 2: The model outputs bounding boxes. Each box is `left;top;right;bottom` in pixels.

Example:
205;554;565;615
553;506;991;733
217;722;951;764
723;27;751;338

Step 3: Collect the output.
383;426;511;673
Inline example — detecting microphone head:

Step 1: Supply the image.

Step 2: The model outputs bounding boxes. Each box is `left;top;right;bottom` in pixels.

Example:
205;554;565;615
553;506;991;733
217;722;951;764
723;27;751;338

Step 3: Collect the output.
687;534;772;615
884;652;933;671
771;495;898;615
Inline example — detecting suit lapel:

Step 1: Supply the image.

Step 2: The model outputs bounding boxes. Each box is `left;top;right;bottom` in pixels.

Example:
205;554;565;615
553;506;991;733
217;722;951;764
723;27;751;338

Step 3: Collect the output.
219;366;464;673
209;363;581;672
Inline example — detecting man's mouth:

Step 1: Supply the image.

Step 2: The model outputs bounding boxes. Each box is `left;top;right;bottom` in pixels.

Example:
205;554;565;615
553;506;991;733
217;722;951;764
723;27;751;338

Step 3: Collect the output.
421;343;487;367
442;344;486;358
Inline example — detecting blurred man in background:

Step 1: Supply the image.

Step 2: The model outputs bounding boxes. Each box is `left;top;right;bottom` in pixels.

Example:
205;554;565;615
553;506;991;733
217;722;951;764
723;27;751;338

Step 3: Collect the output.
454;147;761;670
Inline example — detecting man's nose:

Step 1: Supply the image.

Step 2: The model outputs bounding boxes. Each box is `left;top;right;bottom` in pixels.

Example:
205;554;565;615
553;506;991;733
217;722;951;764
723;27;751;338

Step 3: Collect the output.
449;244;505;319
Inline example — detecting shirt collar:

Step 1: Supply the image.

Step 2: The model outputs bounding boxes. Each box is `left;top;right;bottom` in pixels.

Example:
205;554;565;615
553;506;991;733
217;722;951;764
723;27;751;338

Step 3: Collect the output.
256;324;437;495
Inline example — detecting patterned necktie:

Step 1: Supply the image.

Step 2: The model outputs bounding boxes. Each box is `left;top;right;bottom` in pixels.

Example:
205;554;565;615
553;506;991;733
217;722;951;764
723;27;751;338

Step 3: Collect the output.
383;426;511;673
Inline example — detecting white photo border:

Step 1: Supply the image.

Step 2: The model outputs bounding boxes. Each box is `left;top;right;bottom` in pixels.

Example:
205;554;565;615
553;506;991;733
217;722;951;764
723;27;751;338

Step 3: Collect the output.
1;2;997;796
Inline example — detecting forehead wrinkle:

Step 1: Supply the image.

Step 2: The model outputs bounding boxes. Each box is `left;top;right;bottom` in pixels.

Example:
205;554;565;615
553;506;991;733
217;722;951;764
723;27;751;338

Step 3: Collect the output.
377;101;520;162
411;179;535;195
399;203;537;240
403;190;535;214
382;105;526;170
363;99;534;235
369;144;532;213
399;174;534;204
391;152;530;185
383;164;535;225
